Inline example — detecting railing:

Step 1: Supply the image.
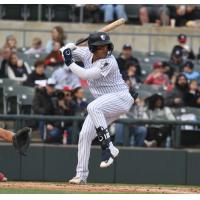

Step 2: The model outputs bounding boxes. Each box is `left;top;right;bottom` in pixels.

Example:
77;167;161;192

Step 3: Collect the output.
0;114;199;148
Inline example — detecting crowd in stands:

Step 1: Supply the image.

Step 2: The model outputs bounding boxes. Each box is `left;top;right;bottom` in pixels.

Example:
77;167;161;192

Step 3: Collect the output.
1;4;200;27
0;23;200;148
74;4;200;27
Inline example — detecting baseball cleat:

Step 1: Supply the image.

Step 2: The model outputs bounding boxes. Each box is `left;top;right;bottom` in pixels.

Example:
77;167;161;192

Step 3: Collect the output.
69;176;87;184
100;145;119;168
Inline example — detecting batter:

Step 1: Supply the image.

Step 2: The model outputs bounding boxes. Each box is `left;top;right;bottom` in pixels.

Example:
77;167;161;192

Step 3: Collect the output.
60;32;137;184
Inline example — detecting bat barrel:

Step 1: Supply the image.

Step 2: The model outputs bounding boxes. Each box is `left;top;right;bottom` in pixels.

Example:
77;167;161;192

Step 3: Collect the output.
75;18;126;46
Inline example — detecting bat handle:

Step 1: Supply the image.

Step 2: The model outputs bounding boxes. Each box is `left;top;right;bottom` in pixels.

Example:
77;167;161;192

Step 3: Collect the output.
75;37;89;46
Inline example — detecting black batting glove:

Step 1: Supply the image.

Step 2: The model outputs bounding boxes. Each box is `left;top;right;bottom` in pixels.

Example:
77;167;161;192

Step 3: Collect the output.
63;48;73;66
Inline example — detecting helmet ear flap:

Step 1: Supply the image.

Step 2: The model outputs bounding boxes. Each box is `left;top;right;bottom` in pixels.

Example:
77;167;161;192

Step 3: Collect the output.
89;45;97;53
109;43;114;52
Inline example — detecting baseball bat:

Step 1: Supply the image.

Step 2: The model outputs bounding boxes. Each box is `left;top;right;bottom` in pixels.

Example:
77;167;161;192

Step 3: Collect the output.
75;18;126;46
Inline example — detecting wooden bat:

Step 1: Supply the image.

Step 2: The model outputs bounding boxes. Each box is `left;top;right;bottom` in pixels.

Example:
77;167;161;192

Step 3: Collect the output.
76;18;126;46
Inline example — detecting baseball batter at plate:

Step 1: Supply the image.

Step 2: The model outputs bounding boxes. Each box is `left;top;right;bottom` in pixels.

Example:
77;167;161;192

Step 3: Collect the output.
60;32;138;184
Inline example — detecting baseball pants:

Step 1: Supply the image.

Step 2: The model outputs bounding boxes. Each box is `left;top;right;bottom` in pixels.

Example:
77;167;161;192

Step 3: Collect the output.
76;90;133;180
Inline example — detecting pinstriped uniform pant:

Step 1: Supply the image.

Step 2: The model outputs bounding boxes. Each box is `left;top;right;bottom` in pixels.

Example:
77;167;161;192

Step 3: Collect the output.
76;90;134;180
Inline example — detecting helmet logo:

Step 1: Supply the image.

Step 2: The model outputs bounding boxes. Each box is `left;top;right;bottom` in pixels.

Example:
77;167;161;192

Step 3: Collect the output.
100;34;106;40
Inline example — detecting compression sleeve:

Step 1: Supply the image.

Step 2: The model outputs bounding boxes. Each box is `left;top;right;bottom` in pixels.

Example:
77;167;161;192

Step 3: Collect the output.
64;63;102;80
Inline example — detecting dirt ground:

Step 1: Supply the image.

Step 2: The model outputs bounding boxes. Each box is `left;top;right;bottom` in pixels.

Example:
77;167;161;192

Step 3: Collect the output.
0;182;200;193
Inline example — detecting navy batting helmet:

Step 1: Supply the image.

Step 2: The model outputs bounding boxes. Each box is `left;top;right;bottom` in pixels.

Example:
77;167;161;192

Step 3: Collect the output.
88;32;114;53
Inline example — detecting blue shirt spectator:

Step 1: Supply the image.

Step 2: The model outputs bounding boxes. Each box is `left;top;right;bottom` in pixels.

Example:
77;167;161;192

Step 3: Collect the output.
51;67;81;90
182;61;200;84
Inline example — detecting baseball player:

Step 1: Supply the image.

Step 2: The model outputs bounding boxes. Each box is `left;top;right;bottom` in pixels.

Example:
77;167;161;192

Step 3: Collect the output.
0;127;32;181
60;32;138;184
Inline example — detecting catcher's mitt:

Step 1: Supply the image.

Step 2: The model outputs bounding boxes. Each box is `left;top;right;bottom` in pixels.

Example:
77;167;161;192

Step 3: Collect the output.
13;127;32;156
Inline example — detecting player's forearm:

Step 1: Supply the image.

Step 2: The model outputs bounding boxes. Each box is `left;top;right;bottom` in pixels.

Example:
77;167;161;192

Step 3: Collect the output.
65;63;101;80
0;128;13;142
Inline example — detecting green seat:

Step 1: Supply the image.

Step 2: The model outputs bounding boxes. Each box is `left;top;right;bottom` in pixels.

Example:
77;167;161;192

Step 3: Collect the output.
3;5;23;20
51;5;73;22
27;4;38;21
0;78;20;87
3;85;35;114
125;4;140;23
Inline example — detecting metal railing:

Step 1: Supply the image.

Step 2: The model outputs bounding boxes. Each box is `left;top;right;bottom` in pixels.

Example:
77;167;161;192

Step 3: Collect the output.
0;114;199;148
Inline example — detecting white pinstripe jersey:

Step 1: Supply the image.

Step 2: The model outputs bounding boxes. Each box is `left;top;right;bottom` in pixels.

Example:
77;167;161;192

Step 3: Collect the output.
72;47;128;98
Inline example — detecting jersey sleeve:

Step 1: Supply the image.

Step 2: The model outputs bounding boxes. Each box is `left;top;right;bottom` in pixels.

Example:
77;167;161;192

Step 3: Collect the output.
72;47;88;62
98;58;115;77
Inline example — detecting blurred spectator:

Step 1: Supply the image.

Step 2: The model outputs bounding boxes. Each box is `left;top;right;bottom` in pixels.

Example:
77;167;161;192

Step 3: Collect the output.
72;87;88;115
32;78;62;142
3;35;17;52
127;98;148;147
184;80;200;108
51;66;81;90
23;60;47;87
122;61;141;85
83;5;101;23
182;61;200;84
44;41;64;67
45;26;66;54
165;73;189;107
114;79;147;147
114;97;147;146
100;4;127;23
145;94;175;147
169;46;185;72
144;61;169;86
162;61;175;81
53;86;76;144
139;5;170;26
25;37;44;55
7;53;31;83
116;44;141;75
0;47;12;78
170;5;200;27
171;34;195;61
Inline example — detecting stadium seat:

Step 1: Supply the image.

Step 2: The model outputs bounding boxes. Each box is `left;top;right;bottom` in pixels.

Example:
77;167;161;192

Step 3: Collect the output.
2;5;23;20
3;85;35;114
26;4;38;21
125;4;140;24
0;78;20;87
51;5;73;22
18;93;34;114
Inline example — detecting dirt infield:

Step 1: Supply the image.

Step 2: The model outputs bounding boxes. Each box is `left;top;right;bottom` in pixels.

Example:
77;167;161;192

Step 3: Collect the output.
0;182;200;193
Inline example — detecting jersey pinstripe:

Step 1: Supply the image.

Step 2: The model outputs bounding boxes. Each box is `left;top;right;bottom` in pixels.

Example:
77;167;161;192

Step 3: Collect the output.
69;46;134;182
72;47;128;98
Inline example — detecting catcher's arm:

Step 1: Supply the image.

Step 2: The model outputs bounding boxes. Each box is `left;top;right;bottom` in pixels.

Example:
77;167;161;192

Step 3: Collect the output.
0;128;13;142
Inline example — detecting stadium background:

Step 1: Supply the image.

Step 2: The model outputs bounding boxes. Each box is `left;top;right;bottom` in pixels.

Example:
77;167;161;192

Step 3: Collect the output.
0;4;200;189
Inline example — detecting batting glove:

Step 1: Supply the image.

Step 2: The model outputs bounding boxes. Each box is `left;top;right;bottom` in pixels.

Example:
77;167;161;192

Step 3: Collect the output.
59;43;77;54
63;48;73;66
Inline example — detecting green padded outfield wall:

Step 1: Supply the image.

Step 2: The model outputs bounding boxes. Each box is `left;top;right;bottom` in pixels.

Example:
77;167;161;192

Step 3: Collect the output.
0;144;200;185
